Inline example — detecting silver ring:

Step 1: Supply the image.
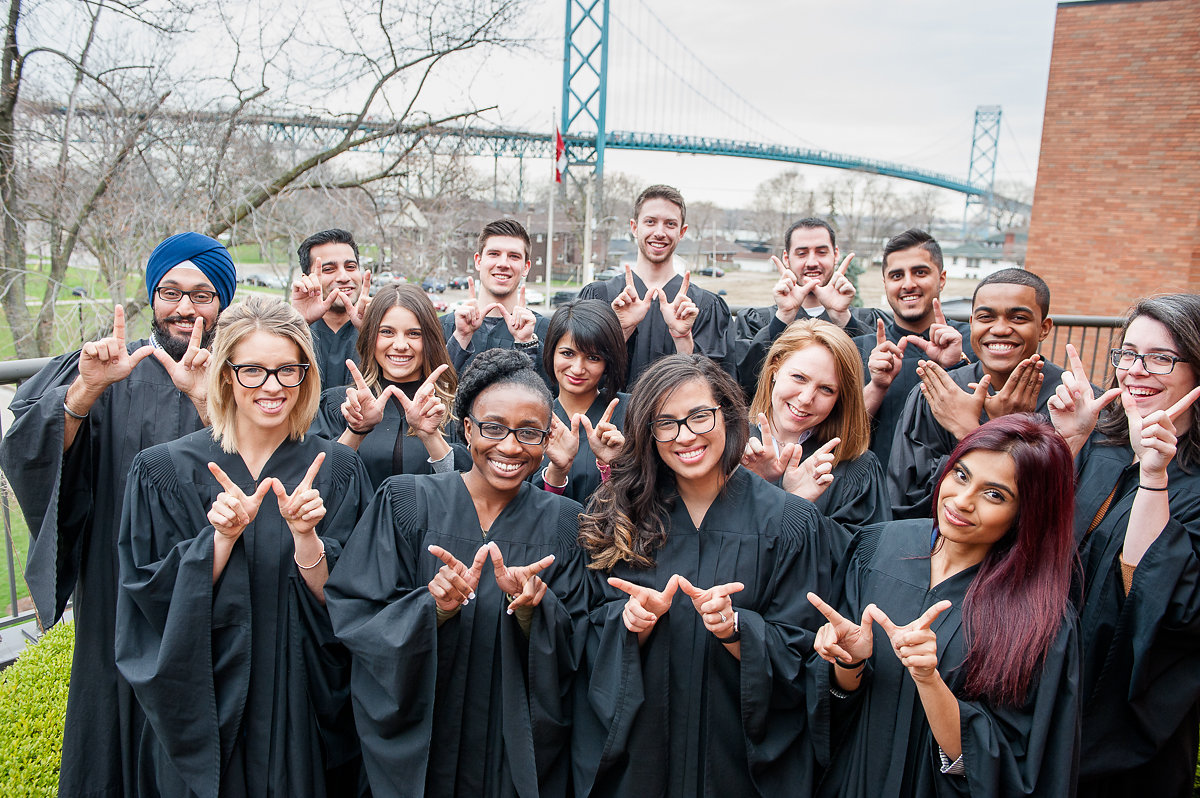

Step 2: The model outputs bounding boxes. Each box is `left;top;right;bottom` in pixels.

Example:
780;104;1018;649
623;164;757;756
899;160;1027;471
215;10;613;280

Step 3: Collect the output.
719;612;727;623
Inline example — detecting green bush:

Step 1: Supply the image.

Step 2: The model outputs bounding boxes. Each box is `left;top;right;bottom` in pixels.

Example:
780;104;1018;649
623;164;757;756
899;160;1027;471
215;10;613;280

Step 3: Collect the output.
0;622;73;796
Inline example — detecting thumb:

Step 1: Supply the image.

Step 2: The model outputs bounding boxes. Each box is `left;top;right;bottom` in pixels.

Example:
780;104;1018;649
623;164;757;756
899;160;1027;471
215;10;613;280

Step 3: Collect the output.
973;374;991;399
661;573;681;600
570;413;581;437
259;478;282;503
579;414;596;438
674;574;697;597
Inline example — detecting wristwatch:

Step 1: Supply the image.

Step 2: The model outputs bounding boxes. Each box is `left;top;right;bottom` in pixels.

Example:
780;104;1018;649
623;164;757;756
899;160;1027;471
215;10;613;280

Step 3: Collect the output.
716;611;740;644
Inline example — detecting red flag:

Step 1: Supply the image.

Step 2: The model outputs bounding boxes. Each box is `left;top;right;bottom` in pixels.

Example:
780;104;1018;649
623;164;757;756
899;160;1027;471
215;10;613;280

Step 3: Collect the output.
554;128;566;184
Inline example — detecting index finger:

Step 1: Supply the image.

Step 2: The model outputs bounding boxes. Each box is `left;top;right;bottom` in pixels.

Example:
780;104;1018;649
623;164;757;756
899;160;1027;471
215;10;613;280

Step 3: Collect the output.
806;592;849;626
421;363;449;394
600;397;619;426
814;436;840;457
836;252;854;278
518;285;526;308
112;304;126;342
348;360;368;391
676;271;690;303
1167;385;1200;422
298;451;325;491
866;603;901;637
624;264;635;292
607;576;645;598
756;413;774;447
187;316;205;349
525;553;556;576
428;544;464;571
772;255;789;278
207;462;243;497
713;581;744;597
933;297;945;327
876;318;886;347
914;599;953;630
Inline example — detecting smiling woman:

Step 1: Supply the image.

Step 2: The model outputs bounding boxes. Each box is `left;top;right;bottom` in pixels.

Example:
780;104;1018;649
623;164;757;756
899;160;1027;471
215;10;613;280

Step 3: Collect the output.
574;354;838;798
807;414;1080;797
1050;293;1200;796
114;295;374;796
325;348;588;798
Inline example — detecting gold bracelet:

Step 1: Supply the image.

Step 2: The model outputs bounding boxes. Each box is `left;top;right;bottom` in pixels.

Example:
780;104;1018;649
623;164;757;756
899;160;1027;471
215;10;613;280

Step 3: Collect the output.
294;543;327;570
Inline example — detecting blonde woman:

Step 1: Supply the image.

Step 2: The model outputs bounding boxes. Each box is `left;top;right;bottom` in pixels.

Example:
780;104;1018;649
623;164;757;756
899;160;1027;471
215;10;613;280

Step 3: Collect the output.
115;295;373;796
744;318;890;532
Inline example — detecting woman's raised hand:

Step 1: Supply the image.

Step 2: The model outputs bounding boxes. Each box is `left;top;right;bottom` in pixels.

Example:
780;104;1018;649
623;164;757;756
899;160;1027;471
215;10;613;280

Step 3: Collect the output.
488;542;555;612
608;574;680;635
395;364;450;437
1125;385;1200;483
579;398;625;466
206;462;275;540
342;360;385;432
272;453;326;537
868;600;952;683
677;576;743;641
807;592;875;666
781;437;839;502
741;413;795;482
1046;344;1120;453
544;414;581;472
427;544;490;613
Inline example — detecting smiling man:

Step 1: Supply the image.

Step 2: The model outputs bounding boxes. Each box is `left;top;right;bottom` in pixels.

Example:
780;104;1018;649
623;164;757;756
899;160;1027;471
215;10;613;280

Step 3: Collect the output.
852;229;975;466
886;268;1081;519
0;232;236;798
291;228;367;390
441;219;551;384
580;184;731;384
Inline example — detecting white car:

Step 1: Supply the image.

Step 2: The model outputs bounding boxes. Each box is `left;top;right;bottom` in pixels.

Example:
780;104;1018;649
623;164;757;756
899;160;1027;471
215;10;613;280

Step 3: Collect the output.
523;288;545;305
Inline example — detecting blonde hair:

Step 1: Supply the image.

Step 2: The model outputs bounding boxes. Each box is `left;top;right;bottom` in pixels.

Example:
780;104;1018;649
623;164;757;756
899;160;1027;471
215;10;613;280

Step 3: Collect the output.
206;295;320;453
748;318;870;465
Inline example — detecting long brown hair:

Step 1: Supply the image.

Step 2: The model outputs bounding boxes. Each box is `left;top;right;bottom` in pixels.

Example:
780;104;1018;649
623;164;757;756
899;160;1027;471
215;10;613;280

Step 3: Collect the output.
579;355;748;571
355;283;457;426
748;319;869;465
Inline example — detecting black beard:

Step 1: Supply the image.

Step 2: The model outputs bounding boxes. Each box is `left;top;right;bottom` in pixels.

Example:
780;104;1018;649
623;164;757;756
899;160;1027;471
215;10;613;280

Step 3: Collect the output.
152;315;215;361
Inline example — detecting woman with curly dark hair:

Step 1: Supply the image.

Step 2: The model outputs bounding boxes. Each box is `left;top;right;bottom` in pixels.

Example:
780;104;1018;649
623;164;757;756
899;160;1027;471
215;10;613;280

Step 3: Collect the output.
573;353;838;798
1048;293;1200;796
325;348;588;798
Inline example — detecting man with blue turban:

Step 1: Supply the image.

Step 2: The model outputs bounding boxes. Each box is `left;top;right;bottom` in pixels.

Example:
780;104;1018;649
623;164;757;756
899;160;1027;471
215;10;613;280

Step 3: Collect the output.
0;232;236;798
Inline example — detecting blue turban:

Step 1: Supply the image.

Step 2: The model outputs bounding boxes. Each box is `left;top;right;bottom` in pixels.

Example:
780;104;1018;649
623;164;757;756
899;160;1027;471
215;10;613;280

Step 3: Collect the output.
145;233;237;309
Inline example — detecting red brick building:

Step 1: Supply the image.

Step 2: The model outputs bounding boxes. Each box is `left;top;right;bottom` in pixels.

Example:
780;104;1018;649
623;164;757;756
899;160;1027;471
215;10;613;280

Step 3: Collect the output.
1025;0;1200;316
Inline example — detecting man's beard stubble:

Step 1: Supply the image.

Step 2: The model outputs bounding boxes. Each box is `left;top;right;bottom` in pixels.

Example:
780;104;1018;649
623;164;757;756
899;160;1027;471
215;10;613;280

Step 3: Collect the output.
152;315;216;361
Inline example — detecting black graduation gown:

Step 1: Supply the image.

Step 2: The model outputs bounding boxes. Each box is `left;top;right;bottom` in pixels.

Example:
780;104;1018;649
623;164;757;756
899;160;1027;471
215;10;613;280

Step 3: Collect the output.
852;317;975;469
0;341;204;798
531;393;629;505
310;318;359;391
324;473;587;798
886;360;1067;519
115;431;372;798
747;429;891;536
310;381;471;490
809;520;1081;797
439;312;553;387
573;469;842;798
579;272;730;386
1072;434;1200;796
734;306;883;399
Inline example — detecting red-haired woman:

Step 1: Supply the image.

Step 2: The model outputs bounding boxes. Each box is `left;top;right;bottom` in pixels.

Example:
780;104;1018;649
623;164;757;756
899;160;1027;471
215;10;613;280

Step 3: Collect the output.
806;414;1080;796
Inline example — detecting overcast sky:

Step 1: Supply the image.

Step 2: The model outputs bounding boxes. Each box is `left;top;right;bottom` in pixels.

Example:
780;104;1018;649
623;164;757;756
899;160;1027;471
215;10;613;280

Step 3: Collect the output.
422;0;1061;213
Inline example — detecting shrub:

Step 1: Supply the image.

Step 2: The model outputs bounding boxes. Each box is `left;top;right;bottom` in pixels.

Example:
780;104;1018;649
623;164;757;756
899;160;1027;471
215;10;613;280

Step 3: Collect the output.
0;622;73;796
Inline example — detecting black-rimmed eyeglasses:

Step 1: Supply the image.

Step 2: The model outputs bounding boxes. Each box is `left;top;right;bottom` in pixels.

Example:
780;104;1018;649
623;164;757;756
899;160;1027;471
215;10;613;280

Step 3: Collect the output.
650;406;721;443
468;416;550;446
228;362;309;388
155;287;217;305
1110;348;1184;375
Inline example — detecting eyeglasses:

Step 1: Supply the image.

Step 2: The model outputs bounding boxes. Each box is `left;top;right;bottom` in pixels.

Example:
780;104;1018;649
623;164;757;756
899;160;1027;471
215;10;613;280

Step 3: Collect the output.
155;286;217;305
650;406;721;443
468;416;550;446
228;362;309;388
1110;348;1184;375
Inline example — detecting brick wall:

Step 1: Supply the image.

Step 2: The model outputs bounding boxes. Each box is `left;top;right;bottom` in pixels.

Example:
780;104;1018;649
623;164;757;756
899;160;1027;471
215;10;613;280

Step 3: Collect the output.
1025;0;1200;316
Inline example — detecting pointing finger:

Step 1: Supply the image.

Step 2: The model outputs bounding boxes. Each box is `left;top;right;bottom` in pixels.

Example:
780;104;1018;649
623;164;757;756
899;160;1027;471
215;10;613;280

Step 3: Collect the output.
836;252;854;278
518;285;526;308
1168;385;1200;422
660;573;681;601
207;462;243;497
112;304;126;343
349;360;369;391
676;271;690;303
422;364;449;394
866;603;901;637
806;592;848;626
915;599;953;630
876;318;886;347
714;581;744;597
525;553;556;576
467;276;477;301
607;576;645;599
428;544;464;572
815;436;841;457
298;452;325;492
933;297;946;327
187;316;205;350
600;397;619;426
772;255;789;278
468;544;490;587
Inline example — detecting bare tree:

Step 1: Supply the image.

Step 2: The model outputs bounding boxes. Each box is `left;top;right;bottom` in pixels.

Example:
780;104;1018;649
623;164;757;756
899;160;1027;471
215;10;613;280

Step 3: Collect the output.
750;169;815;245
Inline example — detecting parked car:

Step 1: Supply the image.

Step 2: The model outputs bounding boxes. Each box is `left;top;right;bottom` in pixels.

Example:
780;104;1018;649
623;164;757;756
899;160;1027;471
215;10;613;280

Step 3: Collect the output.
421;278;447;293
694;266;725;278
551;290;580;307
523;288;545;305
449;276;472;290
241;273;289;289
427;293;448;312
594;268;621;281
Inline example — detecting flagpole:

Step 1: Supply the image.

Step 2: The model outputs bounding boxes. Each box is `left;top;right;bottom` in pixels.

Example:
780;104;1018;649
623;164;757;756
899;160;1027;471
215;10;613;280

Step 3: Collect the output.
545;117;560;310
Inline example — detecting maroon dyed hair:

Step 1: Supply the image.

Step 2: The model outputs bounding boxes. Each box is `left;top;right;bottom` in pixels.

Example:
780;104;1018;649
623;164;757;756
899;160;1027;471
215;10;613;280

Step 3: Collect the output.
933;413;1075;706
